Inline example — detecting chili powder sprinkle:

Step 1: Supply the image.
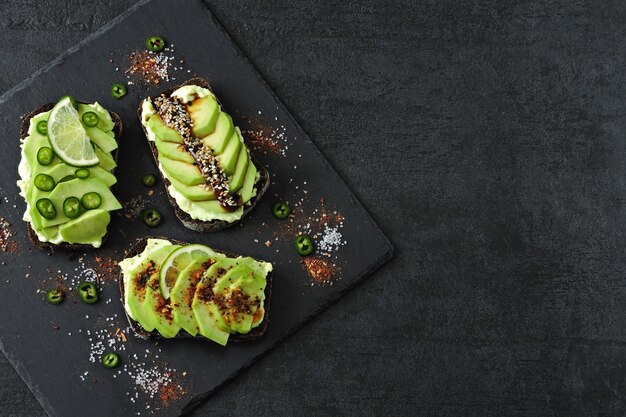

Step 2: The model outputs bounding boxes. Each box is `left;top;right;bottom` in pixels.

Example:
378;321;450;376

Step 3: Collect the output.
241;115;288;157
93;256;119;284
158;372;186;407
125;50;173;85
302;257;339;285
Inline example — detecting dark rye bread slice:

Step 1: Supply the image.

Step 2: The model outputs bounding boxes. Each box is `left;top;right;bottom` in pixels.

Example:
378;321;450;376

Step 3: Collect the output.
118;236;272;343
21;101;122;251
137;77;270;233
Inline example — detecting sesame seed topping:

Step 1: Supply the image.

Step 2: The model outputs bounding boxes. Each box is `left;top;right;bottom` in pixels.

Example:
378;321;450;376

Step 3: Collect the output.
152;95;239;208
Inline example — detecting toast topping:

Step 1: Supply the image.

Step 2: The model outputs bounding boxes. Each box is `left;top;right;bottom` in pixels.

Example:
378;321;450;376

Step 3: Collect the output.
18;99;122;248
152;95;239;209
119;239;272;345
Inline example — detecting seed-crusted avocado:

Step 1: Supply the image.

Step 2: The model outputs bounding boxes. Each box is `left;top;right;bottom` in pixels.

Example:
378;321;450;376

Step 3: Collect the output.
118;237;273;344
166;176;217;201
148;114;184;143
19;100;123;251
188;95;220;137
218;131;242;176
137;78;269;233
154;136;195;164
230;146;250;194
159;156;205;186
201;112;234;155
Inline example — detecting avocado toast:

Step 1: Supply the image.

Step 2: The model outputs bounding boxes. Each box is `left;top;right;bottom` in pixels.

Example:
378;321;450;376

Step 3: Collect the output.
17;97;122;250
119;237;273;346
138;78;270;232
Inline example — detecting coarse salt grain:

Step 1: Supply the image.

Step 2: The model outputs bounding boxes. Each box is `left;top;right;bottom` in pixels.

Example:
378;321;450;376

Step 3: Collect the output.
317;225;344;253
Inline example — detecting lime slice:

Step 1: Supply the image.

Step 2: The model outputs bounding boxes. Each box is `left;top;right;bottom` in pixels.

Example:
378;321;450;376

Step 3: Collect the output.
159;244;219;299
47;97;99;167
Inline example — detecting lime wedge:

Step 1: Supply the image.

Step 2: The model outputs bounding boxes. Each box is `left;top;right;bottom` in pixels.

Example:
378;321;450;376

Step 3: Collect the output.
159;244;219;299
47;97;99;167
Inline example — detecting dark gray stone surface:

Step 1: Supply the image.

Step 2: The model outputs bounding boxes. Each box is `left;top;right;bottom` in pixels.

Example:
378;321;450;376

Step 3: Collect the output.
0;0;624;416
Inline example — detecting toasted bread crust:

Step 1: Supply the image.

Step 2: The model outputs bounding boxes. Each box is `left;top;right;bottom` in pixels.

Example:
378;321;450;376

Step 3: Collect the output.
20;101;122;252
118;236;272;342
137;77;270;233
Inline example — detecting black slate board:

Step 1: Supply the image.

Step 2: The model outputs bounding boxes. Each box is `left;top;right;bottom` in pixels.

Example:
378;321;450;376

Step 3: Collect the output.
0;0;392;416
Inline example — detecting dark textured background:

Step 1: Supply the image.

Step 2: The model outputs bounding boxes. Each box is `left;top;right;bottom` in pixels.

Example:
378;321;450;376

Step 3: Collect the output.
1;1;625;416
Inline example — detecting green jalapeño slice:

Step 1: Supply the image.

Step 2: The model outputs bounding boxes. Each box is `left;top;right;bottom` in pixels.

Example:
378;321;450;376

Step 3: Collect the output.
81;192;102;210
36;147;55;165
75;168;90;179
35;198;56;220
36;120;48;135
143;208;162;227
81;111;99;127
111;82;127;99
63;197;81;219
295;235;314;256
77;282;99;304
272;201;290;219
146;35;166;52
34;174;55;192
46;288;64;305
142;173;157;187
101;352;120;368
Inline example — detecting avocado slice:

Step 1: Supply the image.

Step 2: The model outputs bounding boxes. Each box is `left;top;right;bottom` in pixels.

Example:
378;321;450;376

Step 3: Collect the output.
217;130;242;176
167;175;217;201
94;147;116;172
41;178;122;228
170;257;214;336
240;161;258;203
38;225;61;241
228;145;250;194
160;157;204;186
188;96;219;138
88;166;117;187
192;259;238;345
143;272;182;338
184;200;243;216
125;245;180;332
77;103;114;132
154;136;194;164
58;209;110;245
23;129;62;171
86;126;117;153
212;265;260;334
201;112;234;155
34;163;116;188
148;114;184;143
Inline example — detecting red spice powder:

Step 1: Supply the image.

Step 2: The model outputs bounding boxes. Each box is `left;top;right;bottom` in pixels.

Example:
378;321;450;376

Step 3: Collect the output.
125;50;171;85
302;257;339;285
315;198;345;229
241;115;284;157
158;373;186;407
93;256;119;284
